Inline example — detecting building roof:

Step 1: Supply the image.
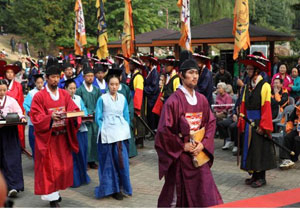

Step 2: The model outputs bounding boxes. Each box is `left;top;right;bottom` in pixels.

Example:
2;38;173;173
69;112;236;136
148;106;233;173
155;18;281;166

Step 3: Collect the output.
108;28;177;48
152;18;294;45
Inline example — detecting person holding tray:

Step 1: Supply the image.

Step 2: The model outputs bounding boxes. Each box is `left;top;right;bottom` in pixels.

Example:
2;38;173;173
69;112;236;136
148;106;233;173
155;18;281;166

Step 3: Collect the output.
94;68;132;200
64;78;90;188
155;59;223;207
0;79;26;198
30;58;81;207
3;64;26;149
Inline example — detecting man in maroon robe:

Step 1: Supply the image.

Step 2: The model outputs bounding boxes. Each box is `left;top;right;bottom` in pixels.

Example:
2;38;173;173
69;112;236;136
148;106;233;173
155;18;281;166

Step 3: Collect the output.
30;59;80;208
155;59;223;207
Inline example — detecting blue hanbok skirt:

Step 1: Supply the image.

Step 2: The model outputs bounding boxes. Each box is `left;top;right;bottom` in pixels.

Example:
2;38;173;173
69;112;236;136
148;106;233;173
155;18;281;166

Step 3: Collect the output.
72;131;90;188
29;125;35;159
0;126;24;191
95;139;132;198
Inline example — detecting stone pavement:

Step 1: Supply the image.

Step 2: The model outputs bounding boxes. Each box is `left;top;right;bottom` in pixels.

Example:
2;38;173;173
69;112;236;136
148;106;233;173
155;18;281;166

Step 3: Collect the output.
12;137;300;208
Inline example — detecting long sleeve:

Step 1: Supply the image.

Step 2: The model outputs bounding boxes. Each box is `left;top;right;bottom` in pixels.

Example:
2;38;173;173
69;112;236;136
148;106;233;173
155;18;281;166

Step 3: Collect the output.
30;92;53;156
127;88;134;123
238;87;246;132
23;93;32;114
123;98;130;125
155;97;185;179
144;70;159;96
173;77;180;92
292;77;300;92
260;83;273;132
274;91;288;107
286;108;296;133
133;74;144;111
95;97;103;131
11;97;24;119
284;75;293;93
80;98;88;116
30;93;53;133
200;95;216;166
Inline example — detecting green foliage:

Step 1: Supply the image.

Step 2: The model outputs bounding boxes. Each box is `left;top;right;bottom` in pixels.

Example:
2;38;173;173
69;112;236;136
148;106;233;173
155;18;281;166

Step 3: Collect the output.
0;0;299;53
278;55;299;71
190;0;235;26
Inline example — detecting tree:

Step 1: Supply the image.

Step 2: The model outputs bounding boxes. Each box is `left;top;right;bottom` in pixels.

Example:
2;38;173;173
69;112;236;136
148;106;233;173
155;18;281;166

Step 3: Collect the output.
6;0;75;53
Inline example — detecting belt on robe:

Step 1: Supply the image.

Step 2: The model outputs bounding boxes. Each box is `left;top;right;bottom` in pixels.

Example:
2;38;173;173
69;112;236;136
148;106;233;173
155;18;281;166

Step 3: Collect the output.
51;129;67;136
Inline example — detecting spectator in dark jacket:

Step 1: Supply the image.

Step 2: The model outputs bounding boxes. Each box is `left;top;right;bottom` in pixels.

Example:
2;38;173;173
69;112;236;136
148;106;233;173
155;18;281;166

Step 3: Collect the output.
193;52;214;105
214;63;232;86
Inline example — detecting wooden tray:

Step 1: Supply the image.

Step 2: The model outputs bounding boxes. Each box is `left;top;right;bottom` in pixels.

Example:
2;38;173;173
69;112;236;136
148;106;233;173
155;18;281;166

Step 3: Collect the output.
0;121;27;126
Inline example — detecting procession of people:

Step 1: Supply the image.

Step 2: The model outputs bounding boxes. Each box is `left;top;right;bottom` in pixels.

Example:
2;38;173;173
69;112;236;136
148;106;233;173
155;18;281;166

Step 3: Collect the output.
0;48;299;208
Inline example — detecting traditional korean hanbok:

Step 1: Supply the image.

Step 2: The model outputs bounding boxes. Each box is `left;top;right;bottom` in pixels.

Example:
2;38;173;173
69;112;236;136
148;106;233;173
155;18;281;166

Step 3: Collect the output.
94;92;132;198
71;94;91;187
23;87;43;158
93;78;107;94
7;79;25;149
118;83;137;158
76;81;102;163
0;95;24;193
155;86;223;207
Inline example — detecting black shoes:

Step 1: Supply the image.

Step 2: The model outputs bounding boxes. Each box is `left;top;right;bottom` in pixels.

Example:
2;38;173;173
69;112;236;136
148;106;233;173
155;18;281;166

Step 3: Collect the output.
49;196;62;208
49;201;60;208
245;177;256;185
88;162;98;169
251;179;266;188
112;192;123;200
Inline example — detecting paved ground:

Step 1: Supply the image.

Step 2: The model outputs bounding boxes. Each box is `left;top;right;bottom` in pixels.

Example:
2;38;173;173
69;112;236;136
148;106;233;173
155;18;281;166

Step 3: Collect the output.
12;136;300;208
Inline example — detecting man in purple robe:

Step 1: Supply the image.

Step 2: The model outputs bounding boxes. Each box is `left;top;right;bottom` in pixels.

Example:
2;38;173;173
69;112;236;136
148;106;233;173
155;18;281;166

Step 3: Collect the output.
155;59;223;207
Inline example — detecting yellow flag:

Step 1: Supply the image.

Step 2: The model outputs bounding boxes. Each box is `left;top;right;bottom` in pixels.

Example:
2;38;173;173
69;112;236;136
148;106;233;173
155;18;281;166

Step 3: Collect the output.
233;0;250;60
74;0;87;56
96;0;109;59
177;0;192;51
122;0;135;73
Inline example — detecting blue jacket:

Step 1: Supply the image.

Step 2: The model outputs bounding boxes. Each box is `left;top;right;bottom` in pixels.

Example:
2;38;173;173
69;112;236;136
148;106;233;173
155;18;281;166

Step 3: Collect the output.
291;76;300;98
28;67;38;89
74;72;84;88
196;67;213;105
144;67;159;107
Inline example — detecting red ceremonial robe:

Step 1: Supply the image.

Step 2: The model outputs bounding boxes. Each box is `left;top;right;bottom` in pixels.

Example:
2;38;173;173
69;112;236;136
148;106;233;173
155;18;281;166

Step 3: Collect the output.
155;89;223;207
30;88;80;195
7;79;25;148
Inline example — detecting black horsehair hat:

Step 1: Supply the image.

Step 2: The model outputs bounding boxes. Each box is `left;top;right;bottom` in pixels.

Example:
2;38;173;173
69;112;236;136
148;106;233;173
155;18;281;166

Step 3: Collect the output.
62;60;72;70
179;59;200;72
179;50;193;69
94;62;106;74
45;56;60;75
105;67;122;83
82;63;94;75
33;74;44;82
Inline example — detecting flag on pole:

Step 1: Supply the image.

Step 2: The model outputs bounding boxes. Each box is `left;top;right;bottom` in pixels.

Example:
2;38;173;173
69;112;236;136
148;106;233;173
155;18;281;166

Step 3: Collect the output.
177;0;192;51
74;0;87;56
122;0;135;73
96;0;109;59
233;0;250;60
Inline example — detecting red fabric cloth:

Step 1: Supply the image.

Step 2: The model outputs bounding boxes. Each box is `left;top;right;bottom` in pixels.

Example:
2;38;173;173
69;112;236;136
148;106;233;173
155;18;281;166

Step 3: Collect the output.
260;100;273;132
155;89;223;207
30;88;80;195
133;88;143;112
7;80;25;148
152;92;163;116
